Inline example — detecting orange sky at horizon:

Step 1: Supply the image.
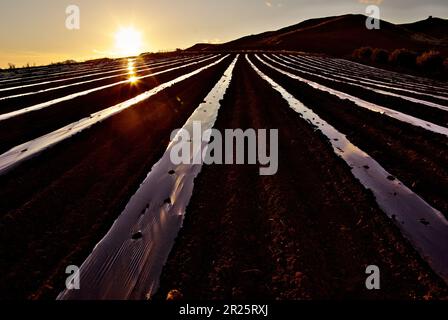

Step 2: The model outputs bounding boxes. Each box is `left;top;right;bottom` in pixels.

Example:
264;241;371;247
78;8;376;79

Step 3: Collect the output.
1;0;447;68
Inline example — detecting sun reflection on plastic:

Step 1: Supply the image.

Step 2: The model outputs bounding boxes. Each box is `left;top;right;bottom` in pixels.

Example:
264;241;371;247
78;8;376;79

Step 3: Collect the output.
127;59;138;84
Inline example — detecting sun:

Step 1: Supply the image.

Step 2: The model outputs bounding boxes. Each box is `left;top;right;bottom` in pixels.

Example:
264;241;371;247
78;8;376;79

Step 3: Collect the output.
115;27;143;57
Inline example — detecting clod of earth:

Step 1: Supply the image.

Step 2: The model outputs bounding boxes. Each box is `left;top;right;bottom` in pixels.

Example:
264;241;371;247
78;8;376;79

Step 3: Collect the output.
131;231;143;240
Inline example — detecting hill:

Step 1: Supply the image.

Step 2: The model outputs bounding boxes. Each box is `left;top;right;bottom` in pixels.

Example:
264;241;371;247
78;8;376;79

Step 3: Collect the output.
187;14;448;56
400;16;448;41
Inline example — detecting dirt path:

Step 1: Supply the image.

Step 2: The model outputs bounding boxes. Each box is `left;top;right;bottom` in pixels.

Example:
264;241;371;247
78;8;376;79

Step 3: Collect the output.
156;57;448;300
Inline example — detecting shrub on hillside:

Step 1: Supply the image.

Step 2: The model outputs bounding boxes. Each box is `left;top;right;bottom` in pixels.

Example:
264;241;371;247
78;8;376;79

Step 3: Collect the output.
371;48;389;64
389;49;418;68
417;51;444;73
352;47;373;61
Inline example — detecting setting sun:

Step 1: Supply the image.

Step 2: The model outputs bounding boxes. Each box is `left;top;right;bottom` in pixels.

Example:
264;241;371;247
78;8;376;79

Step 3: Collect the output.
115;27;143;57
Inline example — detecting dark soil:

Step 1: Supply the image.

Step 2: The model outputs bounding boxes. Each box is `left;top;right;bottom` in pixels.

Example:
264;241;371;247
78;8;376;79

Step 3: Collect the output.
252;55;448;218
0;56;221;154
156;57;448;300
0;55;233;300
0;53;446;301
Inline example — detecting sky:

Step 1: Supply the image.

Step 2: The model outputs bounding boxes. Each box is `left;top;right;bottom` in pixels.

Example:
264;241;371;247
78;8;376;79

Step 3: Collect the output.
0;0;447;68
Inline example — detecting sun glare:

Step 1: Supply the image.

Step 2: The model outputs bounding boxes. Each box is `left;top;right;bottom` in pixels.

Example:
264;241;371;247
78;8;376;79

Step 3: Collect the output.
115;27;143;57
127;60;136;72
127;59;138;84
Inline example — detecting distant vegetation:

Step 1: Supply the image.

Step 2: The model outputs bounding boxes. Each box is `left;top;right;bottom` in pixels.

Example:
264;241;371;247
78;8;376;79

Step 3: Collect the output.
50;59;78;66
140;50;186;60
0;58;116;72
352;47;373;61
416;51;445;73
352;46;447;79
84;58;112;65
371;48;389;64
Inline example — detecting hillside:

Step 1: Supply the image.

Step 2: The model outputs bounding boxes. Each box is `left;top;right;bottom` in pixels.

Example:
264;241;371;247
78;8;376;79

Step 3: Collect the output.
187;14;448;56
401;16;448;40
